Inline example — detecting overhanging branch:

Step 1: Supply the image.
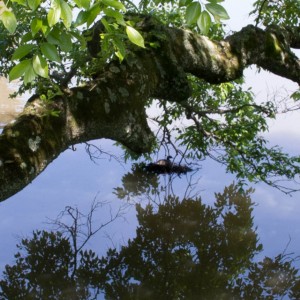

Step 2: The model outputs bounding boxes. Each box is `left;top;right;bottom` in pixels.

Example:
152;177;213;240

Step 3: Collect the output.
1;17;300;201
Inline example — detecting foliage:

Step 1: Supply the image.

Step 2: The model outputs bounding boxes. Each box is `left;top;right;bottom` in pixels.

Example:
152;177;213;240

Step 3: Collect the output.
251;0;300;27
0;0;300;192
152;77;300;192
0;230;103;299
0;199;123;299
101;184;300;299
0;0;228;94
1;185;300;298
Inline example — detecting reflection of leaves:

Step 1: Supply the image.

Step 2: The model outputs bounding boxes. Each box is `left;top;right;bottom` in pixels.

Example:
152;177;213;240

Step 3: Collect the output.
114;163;160;200
1;185;300;298
102;184;300;299
0;230;103;299
235;254;300;298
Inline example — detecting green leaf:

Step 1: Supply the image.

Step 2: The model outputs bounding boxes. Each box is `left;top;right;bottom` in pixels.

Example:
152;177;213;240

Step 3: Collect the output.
12;44;35;60
70;31;86;48
47;0;61;27
0;10;17;33
24;63;36;84
60;0;72;28
86;4;101;27
9;59;32;81
46;28;61;45
205;3;229;20
30;18;48;37
73;0;90;9
291;91;300;101
33;54;49;78
185;2;201;25
101;0;126;12
58;31;73;52
179;0;193;7
22;32;33;43
74;10;88;26
113;37;126;61
101;17;112;33
75;10;88;26
197;11;211;35
27;0;41;11
103;8;125;25
126;26;145;48
40;42;61;62
11;0;27;5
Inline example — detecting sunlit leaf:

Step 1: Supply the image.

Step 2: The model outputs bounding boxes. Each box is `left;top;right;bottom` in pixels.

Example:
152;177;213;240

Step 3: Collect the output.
27;0;41;11
0;10;17;33
73;0;90;9
12;44;35;60
30;18;48;37
205;3;229;20
33;54;49;78
9;59;31;81
102;0;126;12
40;42;61;62
185;2;201;25
60;0;72;28
47;0;61;27
197;11;211;35
11;0;27;5
126;26;145;48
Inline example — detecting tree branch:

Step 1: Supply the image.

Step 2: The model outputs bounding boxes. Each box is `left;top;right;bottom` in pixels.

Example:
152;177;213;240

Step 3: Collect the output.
1;17;300;201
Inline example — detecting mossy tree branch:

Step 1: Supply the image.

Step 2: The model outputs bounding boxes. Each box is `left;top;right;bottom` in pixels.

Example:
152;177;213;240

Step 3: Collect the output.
0;17;300;201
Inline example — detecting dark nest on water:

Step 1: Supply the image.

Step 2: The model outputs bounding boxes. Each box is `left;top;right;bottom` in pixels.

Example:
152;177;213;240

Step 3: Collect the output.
144;156;193;175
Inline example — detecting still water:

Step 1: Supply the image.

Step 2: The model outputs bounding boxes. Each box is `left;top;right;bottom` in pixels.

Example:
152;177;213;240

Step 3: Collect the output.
0;80;300;298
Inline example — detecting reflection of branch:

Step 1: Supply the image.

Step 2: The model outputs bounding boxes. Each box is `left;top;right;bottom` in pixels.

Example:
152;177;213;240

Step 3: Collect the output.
46;195;126;277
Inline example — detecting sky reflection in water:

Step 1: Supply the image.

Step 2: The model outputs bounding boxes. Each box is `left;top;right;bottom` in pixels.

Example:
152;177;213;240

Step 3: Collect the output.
0;142;300;298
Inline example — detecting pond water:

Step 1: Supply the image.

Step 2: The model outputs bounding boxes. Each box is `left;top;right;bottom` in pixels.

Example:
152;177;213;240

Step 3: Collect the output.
1;0;300;297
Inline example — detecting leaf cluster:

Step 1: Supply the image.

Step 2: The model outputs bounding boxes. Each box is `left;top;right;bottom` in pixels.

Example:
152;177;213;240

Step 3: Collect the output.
0;230;102;299
0;0;149;95
150;76;300;193
251;0;300;27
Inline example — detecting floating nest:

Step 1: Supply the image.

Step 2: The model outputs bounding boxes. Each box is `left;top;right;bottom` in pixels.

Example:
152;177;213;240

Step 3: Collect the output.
144;156;193;175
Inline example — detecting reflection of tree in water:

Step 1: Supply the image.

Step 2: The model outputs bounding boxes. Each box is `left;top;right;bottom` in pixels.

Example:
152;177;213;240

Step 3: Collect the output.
105;184;300;299
113;162;200;204
1;174;300;298
114;163;161;201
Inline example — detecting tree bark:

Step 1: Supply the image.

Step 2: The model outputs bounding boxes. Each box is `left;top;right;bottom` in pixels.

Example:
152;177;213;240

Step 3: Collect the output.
0;17;299;202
